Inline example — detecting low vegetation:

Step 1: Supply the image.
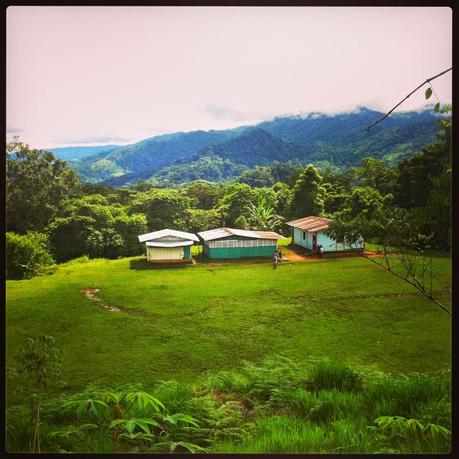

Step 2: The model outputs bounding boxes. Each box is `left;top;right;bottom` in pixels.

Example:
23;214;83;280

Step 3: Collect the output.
7;355;451;453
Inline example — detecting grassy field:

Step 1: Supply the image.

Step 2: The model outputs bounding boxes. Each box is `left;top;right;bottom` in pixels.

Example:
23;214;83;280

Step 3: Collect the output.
6;251;451;405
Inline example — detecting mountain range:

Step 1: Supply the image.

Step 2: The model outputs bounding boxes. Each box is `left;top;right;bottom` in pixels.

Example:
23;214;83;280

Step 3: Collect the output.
47;107;442;186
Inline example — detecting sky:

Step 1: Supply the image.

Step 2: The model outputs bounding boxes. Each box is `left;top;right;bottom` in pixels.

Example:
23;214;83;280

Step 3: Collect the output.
7;6;452;149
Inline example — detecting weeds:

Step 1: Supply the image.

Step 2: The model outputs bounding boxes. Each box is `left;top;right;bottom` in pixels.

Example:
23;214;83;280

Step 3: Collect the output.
7;356;450;454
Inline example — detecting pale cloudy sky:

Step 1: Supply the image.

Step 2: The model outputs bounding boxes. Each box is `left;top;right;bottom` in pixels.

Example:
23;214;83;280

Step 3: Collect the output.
7;6;452;149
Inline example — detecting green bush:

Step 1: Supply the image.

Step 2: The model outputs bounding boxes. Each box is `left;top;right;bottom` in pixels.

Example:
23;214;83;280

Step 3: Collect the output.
270;387;317;418
364;372;450;419
215;416;328;453
6;357;451;454
153;380;194;414
310;360;362;392
242;355;304;401
6;232;55;279
202;370;248;394
316;389;366;421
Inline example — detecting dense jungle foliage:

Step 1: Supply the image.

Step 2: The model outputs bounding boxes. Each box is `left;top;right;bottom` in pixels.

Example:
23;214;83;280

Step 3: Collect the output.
6;108;450;278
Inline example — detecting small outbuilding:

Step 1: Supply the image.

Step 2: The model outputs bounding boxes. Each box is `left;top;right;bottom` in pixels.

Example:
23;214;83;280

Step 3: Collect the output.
198;227;284;259
138;229;199;263
286;216;364;253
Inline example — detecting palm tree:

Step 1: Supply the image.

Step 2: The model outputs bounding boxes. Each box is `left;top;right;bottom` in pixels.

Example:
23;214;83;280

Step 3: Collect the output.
247;198;283;231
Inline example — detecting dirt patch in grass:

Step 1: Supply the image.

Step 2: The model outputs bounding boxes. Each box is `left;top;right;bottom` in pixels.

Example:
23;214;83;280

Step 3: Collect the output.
80;288;121;312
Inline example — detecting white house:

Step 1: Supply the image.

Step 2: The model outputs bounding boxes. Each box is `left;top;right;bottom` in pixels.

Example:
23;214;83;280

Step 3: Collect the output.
138;229;199;262
286;216;364;253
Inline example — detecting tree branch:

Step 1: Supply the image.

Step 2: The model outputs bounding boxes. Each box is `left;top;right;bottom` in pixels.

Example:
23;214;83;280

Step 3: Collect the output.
367;67;452;132
361;252;451;315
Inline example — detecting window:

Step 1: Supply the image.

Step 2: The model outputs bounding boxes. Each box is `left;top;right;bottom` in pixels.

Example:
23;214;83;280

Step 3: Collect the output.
208;239;274;248
302;231;306;240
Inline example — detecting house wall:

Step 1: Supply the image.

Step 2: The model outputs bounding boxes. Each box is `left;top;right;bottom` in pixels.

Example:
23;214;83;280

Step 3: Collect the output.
292;228;364;252
203;237;278;258
316;231;364;252
293;227;313;250
204;244;277;259
147;246;184;260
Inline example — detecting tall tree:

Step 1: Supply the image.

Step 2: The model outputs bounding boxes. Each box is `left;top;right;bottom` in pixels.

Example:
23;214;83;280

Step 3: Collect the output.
128;189;196;231
6;139;81;233
216;183;258;227
291;165;325;218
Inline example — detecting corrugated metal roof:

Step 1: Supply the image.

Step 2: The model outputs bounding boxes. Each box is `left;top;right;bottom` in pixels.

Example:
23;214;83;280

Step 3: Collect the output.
198;227;284;241
285;216;332;232
145;241;194;248
197;228;231;241
138;229;199;243
251;230;285;240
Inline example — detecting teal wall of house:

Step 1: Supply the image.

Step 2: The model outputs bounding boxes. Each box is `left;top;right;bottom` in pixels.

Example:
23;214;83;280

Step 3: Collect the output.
292;227;364;252
202;233;279;258
184;245;191;259
203;244;277;259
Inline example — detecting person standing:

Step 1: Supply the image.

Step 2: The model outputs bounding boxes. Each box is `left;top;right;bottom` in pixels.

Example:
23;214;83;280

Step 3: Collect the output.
272;252;278;269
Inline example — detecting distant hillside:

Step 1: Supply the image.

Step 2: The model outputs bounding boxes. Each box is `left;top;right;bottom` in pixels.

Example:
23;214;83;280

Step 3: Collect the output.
45;144;121;161
66;107;443;185
74;128;247;183
258;107;440;165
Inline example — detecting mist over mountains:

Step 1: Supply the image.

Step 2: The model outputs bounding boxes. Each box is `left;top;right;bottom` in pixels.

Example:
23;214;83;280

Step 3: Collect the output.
48;107;442;186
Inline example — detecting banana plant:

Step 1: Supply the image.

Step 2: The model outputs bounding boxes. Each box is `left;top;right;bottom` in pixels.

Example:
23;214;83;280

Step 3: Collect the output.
247;198;283;231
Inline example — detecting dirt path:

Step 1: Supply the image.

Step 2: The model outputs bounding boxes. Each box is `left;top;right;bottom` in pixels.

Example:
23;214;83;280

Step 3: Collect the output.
282;251;319;262
80;288;121;312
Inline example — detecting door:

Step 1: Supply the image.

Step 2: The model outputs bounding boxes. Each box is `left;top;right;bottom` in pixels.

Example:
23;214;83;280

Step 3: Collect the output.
312;233;317;252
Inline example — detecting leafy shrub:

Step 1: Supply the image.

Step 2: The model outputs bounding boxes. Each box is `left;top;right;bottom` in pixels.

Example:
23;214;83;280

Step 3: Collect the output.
329;418;377;453
242;355;304;401
316;389;366;421
6;405;33;452
202;370;248;394
310;360;362;392
216;416;328;453
153;380;194;414
6;232;55;279
368;416;451;453
270;387;317;418
205;400;254;443
307;400;335;424
364;372;450;419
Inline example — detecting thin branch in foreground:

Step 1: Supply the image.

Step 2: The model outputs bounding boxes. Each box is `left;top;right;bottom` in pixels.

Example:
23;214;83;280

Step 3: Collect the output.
367;67;452;132
361;253;451;315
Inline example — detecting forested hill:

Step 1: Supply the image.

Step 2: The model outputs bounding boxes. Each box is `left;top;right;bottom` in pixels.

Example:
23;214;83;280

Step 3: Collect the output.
47;144;121;161
64;107;442;186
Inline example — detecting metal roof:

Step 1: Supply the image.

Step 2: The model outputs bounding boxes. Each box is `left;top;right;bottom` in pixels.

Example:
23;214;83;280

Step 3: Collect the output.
285;216;332;232
198;227;284;242
138;229;199;243
146;241;194;248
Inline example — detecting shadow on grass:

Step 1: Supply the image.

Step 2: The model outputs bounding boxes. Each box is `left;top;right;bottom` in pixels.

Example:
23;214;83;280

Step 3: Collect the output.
129;258;192;270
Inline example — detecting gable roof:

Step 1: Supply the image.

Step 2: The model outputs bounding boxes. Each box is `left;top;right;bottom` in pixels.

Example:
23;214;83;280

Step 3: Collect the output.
138;229;199;243
198;227;284;242
285;216;332;232
145;240;194;248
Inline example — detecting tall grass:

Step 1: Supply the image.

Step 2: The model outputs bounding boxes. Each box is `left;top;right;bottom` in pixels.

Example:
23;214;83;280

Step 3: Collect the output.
364;371;450;419
310;360;362;392
7;356;450;454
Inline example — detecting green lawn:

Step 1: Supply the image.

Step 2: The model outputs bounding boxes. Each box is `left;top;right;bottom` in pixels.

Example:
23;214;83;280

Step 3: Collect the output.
6;254;451;403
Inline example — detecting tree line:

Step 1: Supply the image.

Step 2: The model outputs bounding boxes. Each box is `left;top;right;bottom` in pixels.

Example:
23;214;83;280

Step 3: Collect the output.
6;108;451;279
